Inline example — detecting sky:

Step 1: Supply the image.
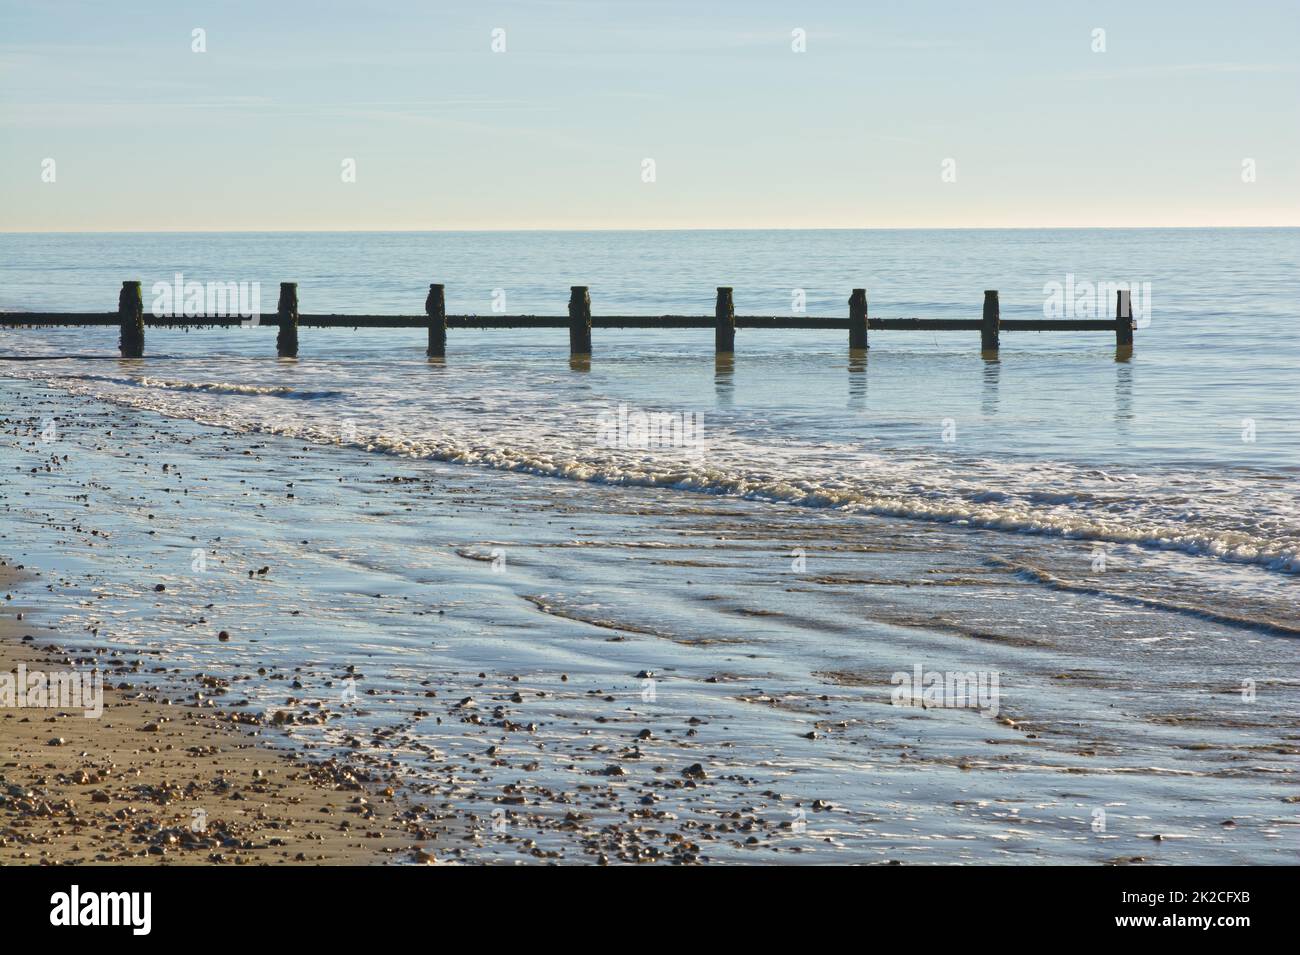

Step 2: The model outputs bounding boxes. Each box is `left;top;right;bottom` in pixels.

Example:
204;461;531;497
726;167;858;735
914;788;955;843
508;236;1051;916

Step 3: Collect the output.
1;0;1297;231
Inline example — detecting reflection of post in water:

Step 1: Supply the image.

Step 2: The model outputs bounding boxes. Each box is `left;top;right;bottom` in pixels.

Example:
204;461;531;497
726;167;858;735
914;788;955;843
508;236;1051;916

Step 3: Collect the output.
568;354;591;372
981;354;1000;418
714;353;734;407
848;348;867;410
1114;357;1133;431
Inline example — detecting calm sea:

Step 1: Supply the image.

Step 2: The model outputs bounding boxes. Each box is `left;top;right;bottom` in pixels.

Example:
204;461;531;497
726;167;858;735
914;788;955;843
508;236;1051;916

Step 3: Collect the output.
2;228;1298;574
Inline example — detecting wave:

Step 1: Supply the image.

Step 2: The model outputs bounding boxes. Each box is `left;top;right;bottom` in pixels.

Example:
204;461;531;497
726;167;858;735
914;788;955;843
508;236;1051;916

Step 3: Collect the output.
995;558;1300;635
54;373;343;400
8;366;1299;577
335;432;1298;574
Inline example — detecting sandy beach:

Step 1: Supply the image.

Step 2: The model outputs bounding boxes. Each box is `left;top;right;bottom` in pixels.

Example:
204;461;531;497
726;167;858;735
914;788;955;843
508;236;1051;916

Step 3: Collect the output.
0;562;456;865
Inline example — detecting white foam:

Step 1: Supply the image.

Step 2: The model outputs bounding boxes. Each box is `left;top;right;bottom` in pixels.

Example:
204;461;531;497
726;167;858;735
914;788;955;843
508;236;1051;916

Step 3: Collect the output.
9;363;1299;576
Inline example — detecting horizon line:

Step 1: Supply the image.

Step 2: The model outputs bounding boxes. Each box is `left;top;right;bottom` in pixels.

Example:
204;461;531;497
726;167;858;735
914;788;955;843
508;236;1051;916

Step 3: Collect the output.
3;224;1298;236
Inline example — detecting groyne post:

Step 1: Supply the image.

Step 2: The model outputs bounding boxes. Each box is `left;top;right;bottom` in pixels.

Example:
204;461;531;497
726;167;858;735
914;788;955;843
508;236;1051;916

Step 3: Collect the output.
849;288;868;350
426;283;447;358
276;282;299;358
118;280;144;358
1115;289;1134;349
715;287;735;354
568;286;592;356
981;290;1000;355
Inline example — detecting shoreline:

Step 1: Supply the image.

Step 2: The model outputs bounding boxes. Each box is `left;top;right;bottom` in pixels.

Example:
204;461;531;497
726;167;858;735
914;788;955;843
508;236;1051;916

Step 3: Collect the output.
1;375;1296;865
1;562;449;865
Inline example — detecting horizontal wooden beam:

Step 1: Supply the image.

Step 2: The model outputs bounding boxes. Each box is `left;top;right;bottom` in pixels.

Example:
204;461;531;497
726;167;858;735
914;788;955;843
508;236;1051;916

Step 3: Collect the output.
872;318;982;331
1;284;1137;361
1000;319;1117;331
1;313;118;325
0;313;1128;333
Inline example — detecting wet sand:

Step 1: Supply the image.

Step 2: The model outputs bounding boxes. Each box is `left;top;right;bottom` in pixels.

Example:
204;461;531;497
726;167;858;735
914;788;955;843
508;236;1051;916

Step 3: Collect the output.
1;564;452;865
2;376;1297;865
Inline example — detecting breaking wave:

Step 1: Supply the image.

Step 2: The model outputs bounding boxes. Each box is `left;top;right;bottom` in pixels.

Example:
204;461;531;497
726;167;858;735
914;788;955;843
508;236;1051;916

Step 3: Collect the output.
12;366;1298;576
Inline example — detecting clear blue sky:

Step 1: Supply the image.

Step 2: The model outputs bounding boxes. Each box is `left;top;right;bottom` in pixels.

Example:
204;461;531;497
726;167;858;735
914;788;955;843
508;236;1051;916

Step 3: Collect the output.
2;0;1296;230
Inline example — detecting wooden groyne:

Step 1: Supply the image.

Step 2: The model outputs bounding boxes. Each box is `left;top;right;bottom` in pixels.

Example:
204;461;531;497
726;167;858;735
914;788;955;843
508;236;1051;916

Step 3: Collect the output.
2;282;1136;359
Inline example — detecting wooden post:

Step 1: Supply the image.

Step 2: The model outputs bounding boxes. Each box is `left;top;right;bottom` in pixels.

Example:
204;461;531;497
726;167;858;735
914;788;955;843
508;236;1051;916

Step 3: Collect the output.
981;290;1000;354
849;288;868;349
276;282;299;358
425;284;446;358
715;287;735;354
117;280;144;358
568;286;592;355
1115;289;1134;349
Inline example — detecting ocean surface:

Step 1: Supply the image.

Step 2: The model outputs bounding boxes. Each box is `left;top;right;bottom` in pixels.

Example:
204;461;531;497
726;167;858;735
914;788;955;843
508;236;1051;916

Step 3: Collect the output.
3;229;1299;575
1;229;1297;863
